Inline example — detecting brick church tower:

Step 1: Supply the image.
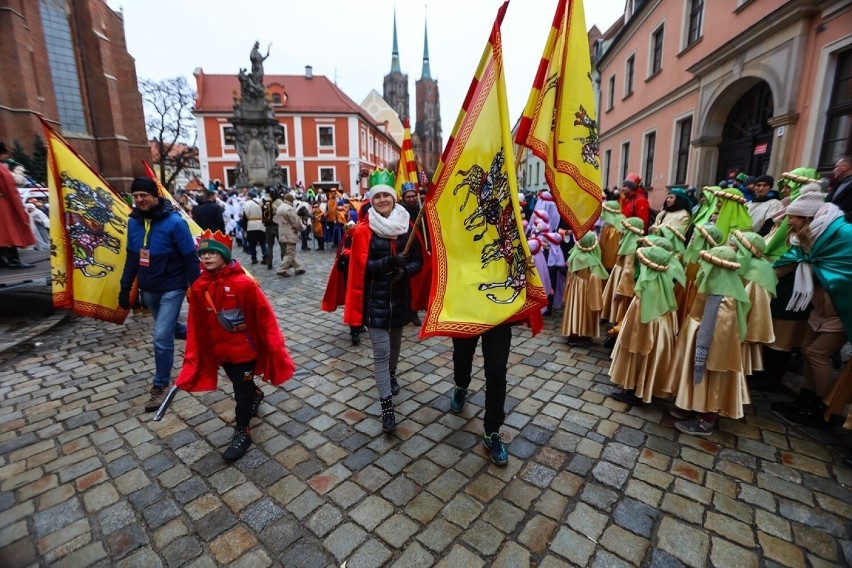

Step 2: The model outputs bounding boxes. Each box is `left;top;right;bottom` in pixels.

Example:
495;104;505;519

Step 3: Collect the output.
414;19;442;182
382;11;409;122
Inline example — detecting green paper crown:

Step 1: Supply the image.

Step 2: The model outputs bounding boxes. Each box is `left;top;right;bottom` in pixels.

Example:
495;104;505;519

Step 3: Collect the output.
369;169;396;189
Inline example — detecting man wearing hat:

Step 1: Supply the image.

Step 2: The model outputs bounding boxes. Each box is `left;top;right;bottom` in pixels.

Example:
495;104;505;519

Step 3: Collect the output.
242;188;268;265
119;177;200;412
746;175;783;235
620;174;650;231
827;156;852;214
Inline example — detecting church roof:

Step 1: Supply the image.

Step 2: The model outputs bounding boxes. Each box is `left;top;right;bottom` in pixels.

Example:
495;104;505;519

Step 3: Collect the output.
421;19;432;80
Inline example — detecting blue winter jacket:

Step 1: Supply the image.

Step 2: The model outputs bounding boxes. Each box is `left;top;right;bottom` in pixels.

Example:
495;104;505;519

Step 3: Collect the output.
120;199;200;293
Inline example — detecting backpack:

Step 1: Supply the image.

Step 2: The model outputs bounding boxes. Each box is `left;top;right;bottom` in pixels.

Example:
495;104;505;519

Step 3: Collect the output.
261;199;274;224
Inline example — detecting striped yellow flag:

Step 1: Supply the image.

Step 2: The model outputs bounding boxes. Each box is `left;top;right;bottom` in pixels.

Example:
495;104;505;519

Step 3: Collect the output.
421;0;546;338
394;118;419;198
42;118;131;324
515;0;602;237
142;161;202;237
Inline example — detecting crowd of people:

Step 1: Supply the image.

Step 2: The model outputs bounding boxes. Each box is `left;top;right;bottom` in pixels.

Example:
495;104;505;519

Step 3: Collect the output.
9;148;848;468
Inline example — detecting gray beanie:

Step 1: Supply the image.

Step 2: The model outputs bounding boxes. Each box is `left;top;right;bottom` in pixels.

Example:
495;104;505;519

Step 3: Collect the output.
786;191;827;218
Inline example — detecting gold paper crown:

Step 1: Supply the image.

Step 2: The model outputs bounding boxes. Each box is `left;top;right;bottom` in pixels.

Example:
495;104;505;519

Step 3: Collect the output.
369;169;396;189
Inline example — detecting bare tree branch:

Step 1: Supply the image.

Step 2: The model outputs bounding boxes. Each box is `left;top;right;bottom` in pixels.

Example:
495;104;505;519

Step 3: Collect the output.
140;76;198;189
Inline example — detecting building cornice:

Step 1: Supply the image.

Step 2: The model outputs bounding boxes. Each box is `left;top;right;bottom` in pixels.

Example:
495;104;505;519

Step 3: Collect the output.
686;1;821;77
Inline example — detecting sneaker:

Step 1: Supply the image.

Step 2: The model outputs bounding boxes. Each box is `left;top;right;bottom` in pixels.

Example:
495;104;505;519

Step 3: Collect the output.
144;385;169;412
674;417;714;436
294;269;306;275
250;388;265;418
483;432;508;466
450;387;468;413
222;427;252;461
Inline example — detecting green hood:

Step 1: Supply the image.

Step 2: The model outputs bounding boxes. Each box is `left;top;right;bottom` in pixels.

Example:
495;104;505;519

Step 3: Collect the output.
618;217;645;256
730;230;777;295
697;246;751;339
568;232;609;279
601;201;624;228
634;246;679;323
714;188;753;241
684;223;723;265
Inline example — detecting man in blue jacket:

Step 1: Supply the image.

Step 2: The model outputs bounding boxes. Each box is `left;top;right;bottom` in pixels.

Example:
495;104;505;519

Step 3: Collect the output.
119;177;200;411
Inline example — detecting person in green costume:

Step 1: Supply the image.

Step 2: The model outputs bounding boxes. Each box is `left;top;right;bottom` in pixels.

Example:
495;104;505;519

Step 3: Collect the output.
609;246;683;405
712;187;753;241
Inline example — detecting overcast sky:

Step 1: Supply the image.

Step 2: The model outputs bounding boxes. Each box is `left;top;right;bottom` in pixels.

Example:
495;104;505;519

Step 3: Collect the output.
110;0;625;133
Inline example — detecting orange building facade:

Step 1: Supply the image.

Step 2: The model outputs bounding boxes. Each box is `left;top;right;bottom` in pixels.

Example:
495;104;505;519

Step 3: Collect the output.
596;0;851;209
193;68;400;195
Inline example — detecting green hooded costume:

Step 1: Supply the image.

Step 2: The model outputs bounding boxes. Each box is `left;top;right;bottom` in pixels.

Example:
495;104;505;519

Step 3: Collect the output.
634;246;679;323
713;188;753;241
618;217;645;256
684;223;722;265
730;230;777;295
601;201;625;228
692;187;719;226
568;233;609;279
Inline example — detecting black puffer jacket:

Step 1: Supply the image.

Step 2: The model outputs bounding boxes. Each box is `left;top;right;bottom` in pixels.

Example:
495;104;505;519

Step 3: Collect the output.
363;228;423;329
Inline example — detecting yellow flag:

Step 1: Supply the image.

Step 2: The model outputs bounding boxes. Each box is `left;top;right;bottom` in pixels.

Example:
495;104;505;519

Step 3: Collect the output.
422;1;546;339
394;118;419;198
515;0;602;237
42;119;131;324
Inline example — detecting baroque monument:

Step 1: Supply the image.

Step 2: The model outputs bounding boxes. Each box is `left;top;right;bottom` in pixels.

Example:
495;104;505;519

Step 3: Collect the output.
231;41;286;187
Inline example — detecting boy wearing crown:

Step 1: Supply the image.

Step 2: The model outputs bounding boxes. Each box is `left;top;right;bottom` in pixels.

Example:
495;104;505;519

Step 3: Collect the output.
177;230;295;460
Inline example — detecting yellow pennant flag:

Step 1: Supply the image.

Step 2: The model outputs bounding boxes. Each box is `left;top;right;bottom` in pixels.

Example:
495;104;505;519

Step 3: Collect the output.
514;0;602;237
42;118;131;324
394;118;419;198
142;161;202;238
422;0;546;339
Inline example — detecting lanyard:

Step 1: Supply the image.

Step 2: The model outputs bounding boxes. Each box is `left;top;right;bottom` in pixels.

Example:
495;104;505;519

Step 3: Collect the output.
143;220;152;248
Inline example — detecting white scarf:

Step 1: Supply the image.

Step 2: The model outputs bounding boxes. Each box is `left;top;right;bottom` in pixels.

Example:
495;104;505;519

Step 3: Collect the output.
368;203;410;239
787;203;843;311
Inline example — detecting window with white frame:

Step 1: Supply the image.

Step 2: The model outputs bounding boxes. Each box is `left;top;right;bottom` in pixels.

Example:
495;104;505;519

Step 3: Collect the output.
224;168;237;188
607;75;615;110
603;149;612;190
621;142;630;182
222;125;236;148
318;125;334;148
319;167;335;182
643;132;656;188
625;55;635;96
279;167;290;186
650;25;664;75
674;117;693;184
687;0;704;47
360;130;366;156
819;48;852;170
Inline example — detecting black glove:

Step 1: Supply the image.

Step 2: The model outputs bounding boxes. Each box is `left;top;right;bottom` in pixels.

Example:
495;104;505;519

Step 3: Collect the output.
391;268;406;284
390;253;409;268
118;289;131;310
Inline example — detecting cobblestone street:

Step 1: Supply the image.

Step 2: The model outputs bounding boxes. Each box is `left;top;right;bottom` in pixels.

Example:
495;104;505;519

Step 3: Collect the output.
2;246;852;568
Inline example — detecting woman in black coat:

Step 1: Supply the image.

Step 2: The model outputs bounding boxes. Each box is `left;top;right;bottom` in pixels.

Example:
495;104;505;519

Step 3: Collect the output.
344;180;422;432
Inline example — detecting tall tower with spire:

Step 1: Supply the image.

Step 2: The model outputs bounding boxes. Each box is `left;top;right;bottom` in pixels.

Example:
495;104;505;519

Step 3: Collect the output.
383;10;409;121
414;16;442;181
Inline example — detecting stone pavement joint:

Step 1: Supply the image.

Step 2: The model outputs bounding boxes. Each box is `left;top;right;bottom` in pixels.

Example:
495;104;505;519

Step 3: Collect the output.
1;247;852;566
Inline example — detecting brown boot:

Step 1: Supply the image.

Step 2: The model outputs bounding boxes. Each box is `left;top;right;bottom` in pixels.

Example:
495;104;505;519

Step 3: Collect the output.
144;385;169;412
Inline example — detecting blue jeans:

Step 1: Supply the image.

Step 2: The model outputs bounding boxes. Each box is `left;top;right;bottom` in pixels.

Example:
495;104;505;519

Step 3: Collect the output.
142;289;187;388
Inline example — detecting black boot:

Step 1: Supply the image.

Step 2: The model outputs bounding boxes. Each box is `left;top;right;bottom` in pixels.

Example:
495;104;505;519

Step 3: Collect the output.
390;369;400;396
772;388;816;414
781;396;831;429
380;397;396;432
250;388;265;418
223;427;252;460
6;248;33;269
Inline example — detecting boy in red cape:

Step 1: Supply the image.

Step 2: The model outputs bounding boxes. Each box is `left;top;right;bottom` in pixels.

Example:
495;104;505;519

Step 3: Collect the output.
177;230;295;460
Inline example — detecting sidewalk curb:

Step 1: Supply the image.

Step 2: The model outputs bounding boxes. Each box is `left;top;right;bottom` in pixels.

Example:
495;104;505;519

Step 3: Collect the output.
0;311;71;360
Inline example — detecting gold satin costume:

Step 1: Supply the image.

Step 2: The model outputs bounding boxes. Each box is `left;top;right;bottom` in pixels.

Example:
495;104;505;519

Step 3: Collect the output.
609;297;679;402
601;255;634;324
600;224;620;271
561;268;603;338
667;294;751;418
741;281;775;375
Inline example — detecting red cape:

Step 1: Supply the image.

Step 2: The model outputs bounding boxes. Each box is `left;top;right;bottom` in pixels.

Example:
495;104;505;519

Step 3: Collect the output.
0;167;36;248
321;249;348;313
341;219;430;326
177;260;295;392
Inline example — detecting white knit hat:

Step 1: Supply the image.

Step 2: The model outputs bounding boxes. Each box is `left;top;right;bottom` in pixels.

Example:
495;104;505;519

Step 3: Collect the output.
368;185;397;203
786;191;827;218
